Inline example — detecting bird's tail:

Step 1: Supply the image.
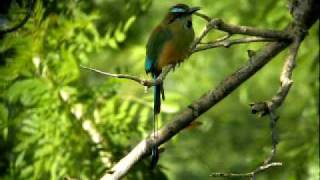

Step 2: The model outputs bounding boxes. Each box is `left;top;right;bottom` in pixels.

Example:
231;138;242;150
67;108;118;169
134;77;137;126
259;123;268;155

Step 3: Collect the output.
151;74;162;169
154;83;161;114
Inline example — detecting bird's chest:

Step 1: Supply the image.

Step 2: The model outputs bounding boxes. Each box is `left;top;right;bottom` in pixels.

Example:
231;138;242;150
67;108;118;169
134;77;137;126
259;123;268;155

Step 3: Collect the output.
157;28;194;71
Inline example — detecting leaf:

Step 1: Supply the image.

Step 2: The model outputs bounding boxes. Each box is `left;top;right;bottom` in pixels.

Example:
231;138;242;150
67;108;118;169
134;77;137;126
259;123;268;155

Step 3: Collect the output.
138;107;150;135
115;23;126;43
15;151;26;167
123;16;136;32
0;103;8;122
58;46;80;84
6;79;51;106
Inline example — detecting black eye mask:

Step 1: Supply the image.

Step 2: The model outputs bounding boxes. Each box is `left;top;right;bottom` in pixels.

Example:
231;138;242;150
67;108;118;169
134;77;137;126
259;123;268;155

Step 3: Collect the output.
186;20;192;28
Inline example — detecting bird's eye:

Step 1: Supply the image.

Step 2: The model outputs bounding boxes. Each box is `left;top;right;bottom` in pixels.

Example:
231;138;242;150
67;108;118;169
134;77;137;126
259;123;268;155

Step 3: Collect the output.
186;20;192;28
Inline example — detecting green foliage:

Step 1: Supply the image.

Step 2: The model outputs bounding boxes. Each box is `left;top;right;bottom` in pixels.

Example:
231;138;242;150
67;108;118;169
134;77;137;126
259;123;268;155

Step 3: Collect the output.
0;0;318;180
0;0;162;180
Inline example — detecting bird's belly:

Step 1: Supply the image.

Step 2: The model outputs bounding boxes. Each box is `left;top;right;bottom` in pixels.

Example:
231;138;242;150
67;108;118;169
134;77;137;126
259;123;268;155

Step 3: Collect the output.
157;42;187;71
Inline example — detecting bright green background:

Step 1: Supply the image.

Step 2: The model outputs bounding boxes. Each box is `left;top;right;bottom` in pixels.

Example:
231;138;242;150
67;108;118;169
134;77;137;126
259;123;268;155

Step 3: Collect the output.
0;0;318;180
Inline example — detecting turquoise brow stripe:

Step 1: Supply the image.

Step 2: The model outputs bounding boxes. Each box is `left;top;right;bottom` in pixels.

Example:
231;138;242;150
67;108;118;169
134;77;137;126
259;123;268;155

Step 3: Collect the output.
170;7;186;13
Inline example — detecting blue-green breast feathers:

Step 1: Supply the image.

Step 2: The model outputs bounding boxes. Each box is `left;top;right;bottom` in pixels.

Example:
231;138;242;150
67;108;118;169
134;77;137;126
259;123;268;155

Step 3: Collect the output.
145;26;172;74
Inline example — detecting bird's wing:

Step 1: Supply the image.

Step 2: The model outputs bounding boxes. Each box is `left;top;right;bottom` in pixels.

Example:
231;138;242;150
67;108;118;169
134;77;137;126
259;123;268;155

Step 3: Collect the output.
145;25;172;73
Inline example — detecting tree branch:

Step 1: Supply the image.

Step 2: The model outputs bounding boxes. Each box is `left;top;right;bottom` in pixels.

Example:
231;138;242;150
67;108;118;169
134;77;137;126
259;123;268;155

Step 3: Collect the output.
210;110;280;180
249;38;302;117
80;64;173;88
263;112;279;165
194;12;293;40
211;99;281;180
190;12;292;55
210;162;282;179
249;4;306;117
207;18;293;40
194;37;277;53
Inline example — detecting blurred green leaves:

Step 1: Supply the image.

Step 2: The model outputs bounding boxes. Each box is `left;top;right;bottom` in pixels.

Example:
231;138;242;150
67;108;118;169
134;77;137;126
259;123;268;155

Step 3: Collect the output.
0;0;160;180
6;78;51;106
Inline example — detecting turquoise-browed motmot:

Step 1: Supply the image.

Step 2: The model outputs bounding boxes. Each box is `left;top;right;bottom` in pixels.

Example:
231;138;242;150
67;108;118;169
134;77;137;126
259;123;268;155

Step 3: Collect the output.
145;4;199;168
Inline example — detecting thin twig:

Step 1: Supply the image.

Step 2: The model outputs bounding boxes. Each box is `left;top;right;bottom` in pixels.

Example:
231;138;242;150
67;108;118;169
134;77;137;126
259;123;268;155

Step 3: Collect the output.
190;21;215;52
194;12;211;22
80;65;173;87
207;18;293;40
194;13;292;40
194;37;277;53
210;109;280;179
240;25;303;180
263;111;279;165
267;36;301;111
211;33;232;42
228;36;303;180
249;35;302;116
210;162;282;178
190;15;291;54
198;33;232;46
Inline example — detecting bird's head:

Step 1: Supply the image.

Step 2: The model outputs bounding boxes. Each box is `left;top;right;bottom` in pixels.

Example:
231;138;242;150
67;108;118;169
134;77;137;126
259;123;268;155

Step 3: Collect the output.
164;4;200;29
169;4;200;15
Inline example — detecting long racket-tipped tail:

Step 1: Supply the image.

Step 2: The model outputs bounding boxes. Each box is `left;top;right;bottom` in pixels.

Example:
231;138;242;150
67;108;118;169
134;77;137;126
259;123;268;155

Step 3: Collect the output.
151;76;161;169
154;83;161;114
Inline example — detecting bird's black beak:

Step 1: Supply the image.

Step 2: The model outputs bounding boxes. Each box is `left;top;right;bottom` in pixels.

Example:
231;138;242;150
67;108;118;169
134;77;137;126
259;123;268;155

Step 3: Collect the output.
188;7;200;14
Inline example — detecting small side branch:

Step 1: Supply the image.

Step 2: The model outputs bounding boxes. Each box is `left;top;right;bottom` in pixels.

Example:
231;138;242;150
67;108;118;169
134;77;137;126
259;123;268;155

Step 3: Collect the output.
233;20;304;180
194;13;292;40
208;18;292;40
263;112;279;165
191;13;291;53
194;37;277;53
80;65;173;88
210;162;282;179
249;36;302;116
210;107;281;180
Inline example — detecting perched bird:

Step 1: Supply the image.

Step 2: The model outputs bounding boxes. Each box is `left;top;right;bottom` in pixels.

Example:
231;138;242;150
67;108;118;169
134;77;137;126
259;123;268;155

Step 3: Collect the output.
145;3;199;168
